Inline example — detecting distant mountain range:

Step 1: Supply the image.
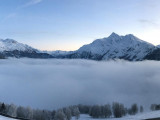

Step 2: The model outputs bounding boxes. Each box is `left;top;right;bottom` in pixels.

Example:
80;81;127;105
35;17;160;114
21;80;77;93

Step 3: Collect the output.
0;33;160;61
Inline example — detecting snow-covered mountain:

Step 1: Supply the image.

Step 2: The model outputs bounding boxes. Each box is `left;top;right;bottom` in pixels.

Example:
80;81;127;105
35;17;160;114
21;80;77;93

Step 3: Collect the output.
0;38;36;52
66;33;156;61
0;33;159;60
41;50;74;57
0;39;52;58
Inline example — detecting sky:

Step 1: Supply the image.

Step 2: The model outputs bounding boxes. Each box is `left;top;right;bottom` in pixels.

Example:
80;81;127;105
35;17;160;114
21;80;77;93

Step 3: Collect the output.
0;0;160;51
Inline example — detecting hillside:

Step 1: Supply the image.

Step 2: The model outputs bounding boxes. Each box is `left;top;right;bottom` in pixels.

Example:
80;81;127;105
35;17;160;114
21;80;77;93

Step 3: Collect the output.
72;111;160;120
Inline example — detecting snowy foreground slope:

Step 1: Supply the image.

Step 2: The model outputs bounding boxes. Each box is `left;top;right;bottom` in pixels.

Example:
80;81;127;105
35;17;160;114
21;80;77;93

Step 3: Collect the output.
0;115;17;120
0;111;160;120
1;110;160;120
72;111;160;120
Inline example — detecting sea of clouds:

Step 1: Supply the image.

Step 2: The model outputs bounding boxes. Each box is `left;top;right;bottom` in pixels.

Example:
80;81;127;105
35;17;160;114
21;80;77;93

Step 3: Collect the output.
0;58;159;110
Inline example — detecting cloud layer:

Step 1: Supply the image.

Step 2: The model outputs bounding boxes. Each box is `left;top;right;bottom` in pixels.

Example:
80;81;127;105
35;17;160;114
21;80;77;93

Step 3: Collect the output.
0;59;160;110
22;0;42;8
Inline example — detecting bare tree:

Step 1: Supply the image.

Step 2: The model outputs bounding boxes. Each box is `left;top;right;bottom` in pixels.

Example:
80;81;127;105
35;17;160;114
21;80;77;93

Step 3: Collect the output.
140;106;143;113
112;102;125;118
103;104;112;118
73;107;80;120
54;109;66;120
131;104;138;115
6;104;17;117
63;108;72;120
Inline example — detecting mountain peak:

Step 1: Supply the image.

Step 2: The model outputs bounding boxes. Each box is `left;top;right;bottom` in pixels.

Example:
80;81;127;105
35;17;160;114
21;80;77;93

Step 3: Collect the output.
109;32;120;37
2;39;17;44
0;38;37;52
124;34;144;42
125;34;136;38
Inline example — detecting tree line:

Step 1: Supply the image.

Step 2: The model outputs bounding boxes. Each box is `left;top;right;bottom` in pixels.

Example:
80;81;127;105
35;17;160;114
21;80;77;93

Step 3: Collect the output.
0;102;144;120
150;104;160;111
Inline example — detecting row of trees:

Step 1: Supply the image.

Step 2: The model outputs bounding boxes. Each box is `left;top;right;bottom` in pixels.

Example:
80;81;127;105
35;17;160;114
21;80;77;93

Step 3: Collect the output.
0;102;80;120
78;103;143;118
0;102;144;120
150;104;160;111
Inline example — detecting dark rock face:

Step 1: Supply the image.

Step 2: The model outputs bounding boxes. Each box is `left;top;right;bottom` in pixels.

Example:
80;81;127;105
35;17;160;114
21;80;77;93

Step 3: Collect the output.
0;53;5;59
1;50;53;59
144;48;160;60
63;52;103;60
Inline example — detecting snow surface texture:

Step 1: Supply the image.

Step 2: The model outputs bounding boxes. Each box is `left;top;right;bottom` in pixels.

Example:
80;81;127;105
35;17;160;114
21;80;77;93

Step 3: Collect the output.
0;39;36;52
1;111;160;120
72;111;160;120
0;115;16;120
78;32;156;60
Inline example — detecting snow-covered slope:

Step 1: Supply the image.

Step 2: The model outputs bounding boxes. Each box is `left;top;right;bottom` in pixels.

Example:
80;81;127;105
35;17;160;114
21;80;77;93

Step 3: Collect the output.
76;33;156;61
0;39;36;52
1;110;160;120
156;45;160;48
0;115;17;120
0;39;53;58
74;111;160;120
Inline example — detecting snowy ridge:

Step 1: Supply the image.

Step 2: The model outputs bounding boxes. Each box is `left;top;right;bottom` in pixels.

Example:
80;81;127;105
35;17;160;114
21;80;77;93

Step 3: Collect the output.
0;39;53;58
0;33;159;60
77;32;156;61
0;39;36;52
41;50;74;56
157;45;160;48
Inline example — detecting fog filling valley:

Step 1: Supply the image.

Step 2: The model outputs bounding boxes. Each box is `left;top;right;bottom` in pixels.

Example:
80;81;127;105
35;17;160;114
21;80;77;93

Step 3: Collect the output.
0;58;160;110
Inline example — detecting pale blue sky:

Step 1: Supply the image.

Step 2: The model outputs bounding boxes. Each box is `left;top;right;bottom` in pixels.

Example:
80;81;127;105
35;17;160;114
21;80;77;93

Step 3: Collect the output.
0;0;160;51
